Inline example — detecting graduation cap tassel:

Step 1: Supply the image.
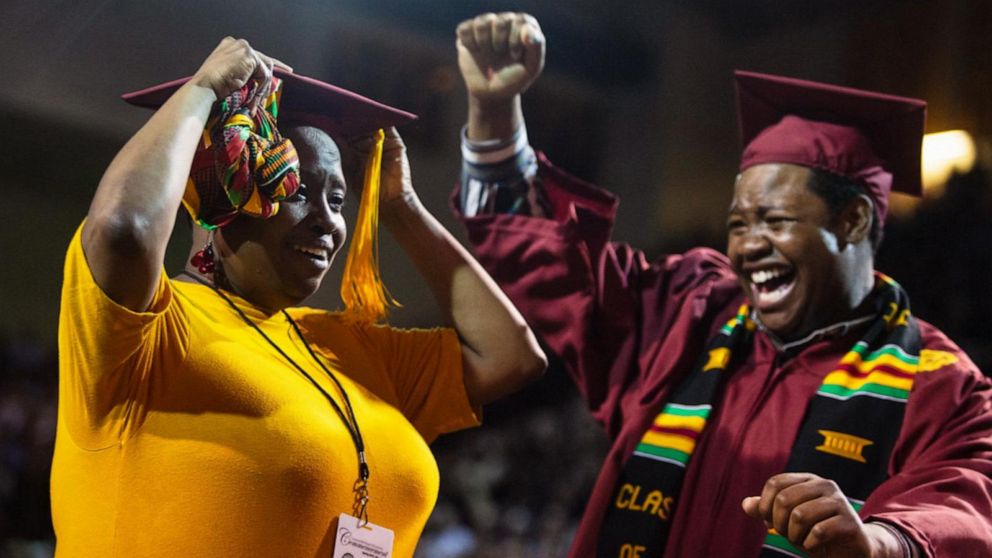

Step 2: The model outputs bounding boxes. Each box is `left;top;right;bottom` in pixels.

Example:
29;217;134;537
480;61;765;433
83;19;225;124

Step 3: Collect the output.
341;129;400;324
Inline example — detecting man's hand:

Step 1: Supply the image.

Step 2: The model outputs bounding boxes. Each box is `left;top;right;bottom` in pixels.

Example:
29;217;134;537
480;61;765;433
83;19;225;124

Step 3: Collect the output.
190;37;292;103
456;12;545;104
743;473;906;557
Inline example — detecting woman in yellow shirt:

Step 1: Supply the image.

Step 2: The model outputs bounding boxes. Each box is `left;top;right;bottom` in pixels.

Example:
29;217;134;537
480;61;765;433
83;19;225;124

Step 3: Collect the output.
54;38;546;557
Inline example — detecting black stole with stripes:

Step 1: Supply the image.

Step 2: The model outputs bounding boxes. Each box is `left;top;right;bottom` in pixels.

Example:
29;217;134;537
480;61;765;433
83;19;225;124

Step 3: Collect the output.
596;274;920;558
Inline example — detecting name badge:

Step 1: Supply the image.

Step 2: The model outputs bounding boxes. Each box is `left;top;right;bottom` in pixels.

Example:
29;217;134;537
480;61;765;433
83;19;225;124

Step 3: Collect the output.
332;513;394;558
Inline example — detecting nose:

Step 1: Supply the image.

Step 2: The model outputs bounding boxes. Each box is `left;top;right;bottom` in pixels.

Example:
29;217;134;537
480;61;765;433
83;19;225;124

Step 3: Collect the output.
738;228;772;261
308;198;337;236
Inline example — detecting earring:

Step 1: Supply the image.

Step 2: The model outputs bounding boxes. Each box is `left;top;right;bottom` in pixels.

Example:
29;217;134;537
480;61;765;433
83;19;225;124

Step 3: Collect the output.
190;234;215;275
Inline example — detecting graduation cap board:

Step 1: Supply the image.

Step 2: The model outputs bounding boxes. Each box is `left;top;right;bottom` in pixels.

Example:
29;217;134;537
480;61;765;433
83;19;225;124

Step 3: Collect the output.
123;68;417;324
735;70;927;224
123;68;417;137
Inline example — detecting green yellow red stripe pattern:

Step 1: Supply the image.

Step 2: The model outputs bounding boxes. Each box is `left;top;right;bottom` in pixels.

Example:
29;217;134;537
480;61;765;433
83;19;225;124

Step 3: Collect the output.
818;341;919;402
633;403;711;467
632;306;748;467
720;304;755;336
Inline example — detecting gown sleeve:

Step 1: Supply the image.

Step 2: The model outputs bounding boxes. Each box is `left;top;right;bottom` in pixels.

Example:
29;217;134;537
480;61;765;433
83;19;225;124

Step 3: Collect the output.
861;326;992;557
455;148;736;435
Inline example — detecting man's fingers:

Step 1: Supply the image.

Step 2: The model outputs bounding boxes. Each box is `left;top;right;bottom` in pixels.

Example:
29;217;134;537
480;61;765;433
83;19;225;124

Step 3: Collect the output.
757;474;806;521
520;19;545;76
785;499;836;547
772;480;832;537
456;19;478;51
492;14;511;54
520;13;544;44
741;496;762;519
473;13;496;55
748;473;869;557
508;16;524;61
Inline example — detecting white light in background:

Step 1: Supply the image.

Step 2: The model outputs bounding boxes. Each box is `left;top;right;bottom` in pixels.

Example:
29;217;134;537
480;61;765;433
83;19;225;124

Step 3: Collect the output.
889;130;977;219
921;130;976;192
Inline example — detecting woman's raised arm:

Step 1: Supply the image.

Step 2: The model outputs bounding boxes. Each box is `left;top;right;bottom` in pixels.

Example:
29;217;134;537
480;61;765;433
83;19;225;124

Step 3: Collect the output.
82;38;287;311
365;129;547;407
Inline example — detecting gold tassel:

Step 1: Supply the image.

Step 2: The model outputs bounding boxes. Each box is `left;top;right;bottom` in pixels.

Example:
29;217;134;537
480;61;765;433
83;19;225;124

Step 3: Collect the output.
340;129;399;324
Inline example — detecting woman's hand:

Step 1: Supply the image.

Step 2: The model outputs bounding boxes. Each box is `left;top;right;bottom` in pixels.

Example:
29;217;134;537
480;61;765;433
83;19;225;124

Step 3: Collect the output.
347;127;415;209
190;37;292;103
350;127;546;408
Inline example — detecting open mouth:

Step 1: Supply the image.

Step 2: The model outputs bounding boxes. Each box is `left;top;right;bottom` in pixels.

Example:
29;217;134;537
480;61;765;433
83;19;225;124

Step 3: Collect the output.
748;267;796;308
293;244;330;266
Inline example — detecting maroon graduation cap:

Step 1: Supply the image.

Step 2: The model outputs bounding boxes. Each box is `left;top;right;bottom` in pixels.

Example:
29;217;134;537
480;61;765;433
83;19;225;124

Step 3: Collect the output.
735;70;926;223
122;68;417;137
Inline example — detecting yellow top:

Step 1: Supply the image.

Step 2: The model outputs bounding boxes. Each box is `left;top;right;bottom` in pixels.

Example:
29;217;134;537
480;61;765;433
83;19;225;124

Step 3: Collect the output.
53;225;479;558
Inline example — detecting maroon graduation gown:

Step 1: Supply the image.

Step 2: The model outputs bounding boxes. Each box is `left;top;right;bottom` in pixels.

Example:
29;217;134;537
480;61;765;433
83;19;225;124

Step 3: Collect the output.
454;153;992;557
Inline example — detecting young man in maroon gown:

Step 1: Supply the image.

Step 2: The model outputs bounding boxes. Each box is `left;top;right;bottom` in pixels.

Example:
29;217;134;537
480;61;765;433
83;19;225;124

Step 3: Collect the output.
452;12;992;558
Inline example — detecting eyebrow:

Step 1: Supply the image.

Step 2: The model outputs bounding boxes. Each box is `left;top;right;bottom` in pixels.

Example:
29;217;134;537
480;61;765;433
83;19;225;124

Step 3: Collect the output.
727;203;789;216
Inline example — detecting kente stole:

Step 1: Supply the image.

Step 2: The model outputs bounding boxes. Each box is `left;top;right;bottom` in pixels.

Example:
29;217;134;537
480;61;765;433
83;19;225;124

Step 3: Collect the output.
597;274;921;557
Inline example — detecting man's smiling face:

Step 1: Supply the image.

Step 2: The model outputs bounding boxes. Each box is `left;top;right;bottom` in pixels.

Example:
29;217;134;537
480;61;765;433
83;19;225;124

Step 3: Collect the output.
726;163;854;340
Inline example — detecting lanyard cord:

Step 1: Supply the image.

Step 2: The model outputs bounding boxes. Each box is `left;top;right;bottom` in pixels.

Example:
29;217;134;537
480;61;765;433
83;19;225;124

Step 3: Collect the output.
282;311;369;481
180;272;371;521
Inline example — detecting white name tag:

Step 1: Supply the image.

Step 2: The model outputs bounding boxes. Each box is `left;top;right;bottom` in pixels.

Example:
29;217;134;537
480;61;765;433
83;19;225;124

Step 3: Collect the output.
332;513;394;558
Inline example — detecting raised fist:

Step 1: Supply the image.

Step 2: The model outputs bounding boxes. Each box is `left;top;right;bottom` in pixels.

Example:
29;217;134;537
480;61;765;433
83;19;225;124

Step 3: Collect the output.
456;13;545;103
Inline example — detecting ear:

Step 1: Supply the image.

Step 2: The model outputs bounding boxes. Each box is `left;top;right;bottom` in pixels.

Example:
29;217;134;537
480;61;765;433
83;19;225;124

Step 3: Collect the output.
837;194;873;246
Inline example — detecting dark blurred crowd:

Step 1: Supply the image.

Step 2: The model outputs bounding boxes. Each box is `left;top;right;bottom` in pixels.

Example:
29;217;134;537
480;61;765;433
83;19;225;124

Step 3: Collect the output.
416;368;608;558
0;335;56;558
1;168;990;557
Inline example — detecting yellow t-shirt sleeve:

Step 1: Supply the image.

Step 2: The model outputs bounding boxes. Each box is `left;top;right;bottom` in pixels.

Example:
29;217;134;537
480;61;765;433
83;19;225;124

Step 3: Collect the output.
367;324;480;443
58;223;187;449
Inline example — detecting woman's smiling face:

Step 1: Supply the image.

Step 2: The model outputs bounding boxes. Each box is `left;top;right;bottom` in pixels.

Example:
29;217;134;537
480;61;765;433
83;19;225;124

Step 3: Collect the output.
216;126;348;312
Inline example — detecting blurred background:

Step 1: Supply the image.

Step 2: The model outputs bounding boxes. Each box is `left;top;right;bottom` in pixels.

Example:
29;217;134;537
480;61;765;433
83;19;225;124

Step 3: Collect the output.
1;1;990;556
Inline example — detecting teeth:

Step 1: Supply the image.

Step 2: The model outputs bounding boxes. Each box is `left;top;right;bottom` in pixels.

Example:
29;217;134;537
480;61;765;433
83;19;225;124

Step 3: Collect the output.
750;269;786;285
758;283;791;305
294;245;327;260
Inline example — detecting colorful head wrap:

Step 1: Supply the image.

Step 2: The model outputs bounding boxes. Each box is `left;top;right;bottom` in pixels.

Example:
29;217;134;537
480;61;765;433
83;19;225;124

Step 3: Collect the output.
183;77;301;229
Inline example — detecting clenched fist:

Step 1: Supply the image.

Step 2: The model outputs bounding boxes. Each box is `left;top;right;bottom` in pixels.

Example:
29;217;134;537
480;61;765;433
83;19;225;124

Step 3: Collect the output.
743;473;913;558
456;12;545;104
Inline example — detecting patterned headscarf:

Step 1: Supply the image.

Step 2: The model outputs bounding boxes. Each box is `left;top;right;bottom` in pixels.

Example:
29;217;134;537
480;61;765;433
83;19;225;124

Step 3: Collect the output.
182;77;301;229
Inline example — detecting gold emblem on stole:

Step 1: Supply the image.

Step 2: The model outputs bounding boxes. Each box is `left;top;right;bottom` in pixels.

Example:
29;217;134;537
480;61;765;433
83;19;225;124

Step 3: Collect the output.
703;348;730;372
815;430;873;463
919;349;958;372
